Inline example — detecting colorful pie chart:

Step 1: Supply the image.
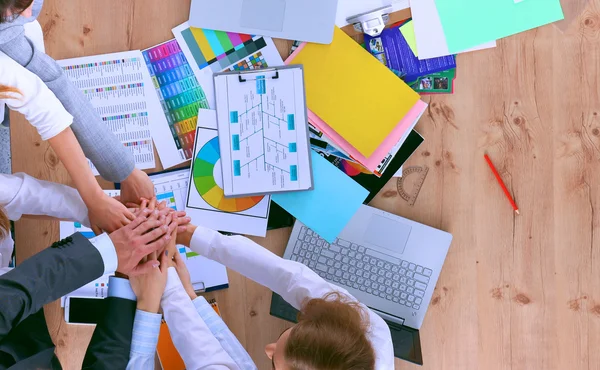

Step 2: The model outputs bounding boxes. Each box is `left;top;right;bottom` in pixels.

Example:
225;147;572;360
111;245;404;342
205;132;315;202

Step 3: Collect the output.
193;137;264;213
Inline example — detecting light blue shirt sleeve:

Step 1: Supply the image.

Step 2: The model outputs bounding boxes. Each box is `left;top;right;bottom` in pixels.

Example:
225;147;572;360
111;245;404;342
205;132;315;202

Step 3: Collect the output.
107;276;137;301
193;297;257;370
126;310;162;370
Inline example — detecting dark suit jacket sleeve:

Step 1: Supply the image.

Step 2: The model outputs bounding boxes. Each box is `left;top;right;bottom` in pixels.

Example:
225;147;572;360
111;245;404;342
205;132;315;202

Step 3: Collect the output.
0;233;105;341
81;297;137;370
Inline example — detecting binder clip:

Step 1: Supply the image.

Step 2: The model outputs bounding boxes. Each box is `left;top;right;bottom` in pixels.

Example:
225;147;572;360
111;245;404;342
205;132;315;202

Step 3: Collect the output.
347;6;392;37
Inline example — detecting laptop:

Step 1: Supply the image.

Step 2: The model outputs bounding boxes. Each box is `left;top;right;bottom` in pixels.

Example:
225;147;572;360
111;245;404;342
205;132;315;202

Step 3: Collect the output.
188;0;339;44
271;204;453;365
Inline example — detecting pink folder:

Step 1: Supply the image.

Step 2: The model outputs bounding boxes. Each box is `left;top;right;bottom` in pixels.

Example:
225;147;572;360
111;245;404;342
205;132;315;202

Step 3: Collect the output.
286;43;427;173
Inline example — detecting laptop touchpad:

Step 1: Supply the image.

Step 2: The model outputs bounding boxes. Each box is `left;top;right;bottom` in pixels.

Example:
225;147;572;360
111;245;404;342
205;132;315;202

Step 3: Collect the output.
364;215;411;255
240;0;286;32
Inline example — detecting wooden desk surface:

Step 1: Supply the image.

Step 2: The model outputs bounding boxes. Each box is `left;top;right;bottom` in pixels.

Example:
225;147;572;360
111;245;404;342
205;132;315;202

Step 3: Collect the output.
9;0;600;369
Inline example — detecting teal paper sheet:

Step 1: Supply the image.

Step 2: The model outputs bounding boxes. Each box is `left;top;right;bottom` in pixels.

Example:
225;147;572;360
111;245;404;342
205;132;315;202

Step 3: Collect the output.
272;151;369;243
435;0;564;53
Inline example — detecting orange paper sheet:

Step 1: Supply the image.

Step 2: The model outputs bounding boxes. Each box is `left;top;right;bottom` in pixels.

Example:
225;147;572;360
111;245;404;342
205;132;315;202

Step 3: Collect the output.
287;27;420;158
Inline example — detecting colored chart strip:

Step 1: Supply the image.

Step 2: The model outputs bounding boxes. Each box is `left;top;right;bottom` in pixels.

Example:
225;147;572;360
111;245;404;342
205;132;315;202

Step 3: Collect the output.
156;191;177;210
193;137;264;213
143;39;210;160
181;27;268;73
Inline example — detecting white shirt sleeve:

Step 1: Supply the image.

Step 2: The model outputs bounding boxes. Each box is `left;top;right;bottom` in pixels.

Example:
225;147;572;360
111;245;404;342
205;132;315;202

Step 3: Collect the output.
161;267;240;370
0;173;89;226
189;227;395;370
0;55;72;140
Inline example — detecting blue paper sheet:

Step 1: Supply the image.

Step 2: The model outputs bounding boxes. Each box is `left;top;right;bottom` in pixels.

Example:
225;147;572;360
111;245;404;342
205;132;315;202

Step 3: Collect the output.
272;151;369;242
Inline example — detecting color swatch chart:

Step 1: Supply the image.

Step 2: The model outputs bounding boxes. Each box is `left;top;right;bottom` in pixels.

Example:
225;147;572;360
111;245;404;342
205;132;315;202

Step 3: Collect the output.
173;22;285;109
180;27;267;72
143;39;210;162
58;51;169;173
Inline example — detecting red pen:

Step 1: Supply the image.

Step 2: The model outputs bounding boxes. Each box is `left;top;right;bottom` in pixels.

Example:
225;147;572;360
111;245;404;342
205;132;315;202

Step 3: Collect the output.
484;154;520;215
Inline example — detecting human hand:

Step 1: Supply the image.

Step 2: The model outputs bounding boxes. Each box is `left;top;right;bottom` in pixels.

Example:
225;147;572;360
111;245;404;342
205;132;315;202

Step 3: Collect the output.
176;224;198;247
128;198;190;235
172;251;197;300
89;194;135;234
108;209;177;276
130;251;169;313
119;169;155;205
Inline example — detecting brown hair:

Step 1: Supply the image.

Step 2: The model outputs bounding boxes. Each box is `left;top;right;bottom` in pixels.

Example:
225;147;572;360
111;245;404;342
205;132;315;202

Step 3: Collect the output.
0;207;9;239
284;292;376;370
0;0;34;23
0;85;20;99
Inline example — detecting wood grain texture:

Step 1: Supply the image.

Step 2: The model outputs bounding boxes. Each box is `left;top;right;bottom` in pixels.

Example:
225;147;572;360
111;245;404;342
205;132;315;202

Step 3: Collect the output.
8;0;600;369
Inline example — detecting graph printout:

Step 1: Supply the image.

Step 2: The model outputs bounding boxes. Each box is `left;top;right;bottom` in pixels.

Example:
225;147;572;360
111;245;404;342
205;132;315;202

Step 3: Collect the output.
58;51;172;172
215;67;312;197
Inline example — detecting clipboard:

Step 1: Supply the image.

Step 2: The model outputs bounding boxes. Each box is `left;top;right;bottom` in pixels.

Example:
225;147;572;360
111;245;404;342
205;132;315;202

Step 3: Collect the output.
213;65;313;198
337;0;412;37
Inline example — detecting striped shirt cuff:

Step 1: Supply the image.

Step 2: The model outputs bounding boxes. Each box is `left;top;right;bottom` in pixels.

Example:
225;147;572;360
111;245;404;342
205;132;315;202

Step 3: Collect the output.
193;296;227;333
131;310;162;355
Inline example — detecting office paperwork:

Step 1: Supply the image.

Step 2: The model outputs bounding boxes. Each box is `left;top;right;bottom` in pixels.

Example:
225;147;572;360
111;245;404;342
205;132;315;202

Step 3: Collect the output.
335;0;409;27
186;109;271;237
143;39;211;167
435;0;564;53
312;125;424;203
272;151;369;243
399;20;418;57
172;22;284;110
411;0;496;59
312;100;427;174
364;23;456;83
189;0;338;44
58;51;165;173
215;67;313;197
287;27;420;159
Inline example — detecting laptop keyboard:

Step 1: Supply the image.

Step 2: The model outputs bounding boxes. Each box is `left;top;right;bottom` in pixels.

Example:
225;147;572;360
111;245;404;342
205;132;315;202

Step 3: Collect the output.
290;226;434;311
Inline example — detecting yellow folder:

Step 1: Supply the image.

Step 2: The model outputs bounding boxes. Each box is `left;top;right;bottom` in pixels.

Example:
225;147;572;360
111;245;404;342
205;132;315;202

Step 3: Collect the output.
288;27;420;158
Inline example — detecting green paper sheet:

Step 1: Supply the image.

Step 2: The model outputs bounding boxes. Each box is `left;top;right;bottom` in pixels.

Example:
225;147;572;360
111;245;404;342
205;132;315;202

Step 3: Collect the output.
399;20;419;57
435;0;564;53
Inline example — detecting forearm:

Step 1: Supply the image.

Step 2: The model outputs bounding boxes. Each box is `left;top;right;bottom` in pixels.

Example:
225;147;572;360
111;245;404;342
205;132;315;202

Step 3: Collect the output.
184;226;338;309
0;234;104;338
0;32;135;182
193;297;257;370
162;268;238;369
127;310;161;370
48;128;103;204
1;173;89;226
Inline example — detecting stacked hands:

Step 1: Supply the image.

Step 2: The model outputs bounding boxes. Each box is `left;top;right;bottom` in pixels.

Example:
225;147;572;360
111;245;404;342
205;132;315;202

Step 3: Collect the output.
103;196;197;314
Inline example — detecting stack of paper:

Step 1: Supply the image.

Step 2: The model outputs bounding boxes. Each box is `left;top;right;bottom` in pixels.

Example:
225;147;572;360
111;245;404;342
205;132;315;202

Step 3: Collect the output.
287;27;425;173
364;19;458;94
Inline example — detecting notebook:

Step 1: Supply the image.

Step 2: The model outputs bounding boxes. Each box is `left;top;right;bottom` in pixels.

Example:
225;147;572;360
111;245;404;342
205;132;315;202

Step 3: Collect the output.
286;27;420;159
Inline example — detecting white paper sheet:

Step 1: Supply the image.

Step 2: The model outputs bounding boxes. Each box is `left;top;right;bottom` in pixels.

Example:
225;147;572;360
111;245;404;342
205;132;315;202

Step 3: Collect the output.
335;0;410;27
58;51;168;173
172;22;285;110
215;68;312;197
185;109;270;237
410;0;497;60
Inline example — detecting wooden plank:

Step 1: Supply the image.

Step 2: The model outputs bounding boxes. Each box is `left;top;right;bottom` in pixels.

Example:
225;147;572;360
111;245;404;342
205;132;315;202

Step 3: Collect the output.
7;0;600;369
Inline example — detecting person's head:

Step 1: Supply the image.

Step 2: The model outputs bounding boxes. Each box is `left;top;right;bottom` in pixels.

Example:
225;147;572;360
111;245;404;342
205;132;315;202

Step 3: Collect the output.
0;0;34;23
265;292;376;370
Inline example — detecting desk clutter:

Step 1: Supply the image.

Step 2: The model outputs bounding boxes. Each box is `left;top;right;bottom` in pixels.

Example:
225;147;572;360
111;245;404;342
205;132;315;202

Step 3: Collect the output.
59;0;564;365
